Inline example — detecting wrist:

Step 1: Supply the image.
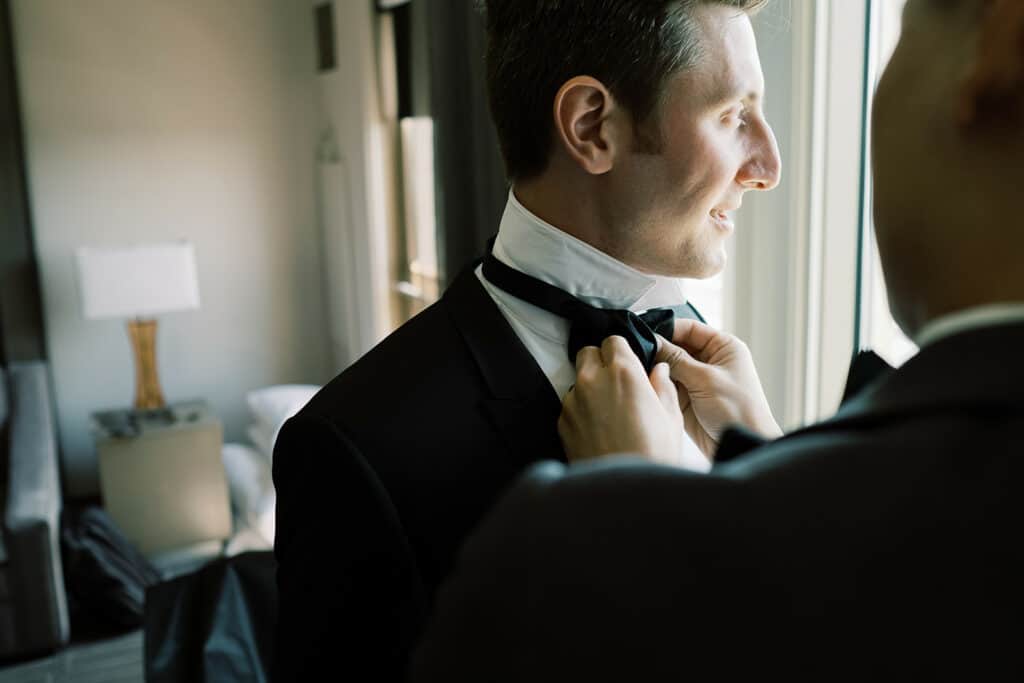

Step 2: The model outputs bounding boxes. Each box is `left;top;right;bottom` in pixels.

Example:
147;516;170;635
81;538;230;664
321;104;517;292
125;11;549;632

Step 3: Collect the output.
749;412;782;439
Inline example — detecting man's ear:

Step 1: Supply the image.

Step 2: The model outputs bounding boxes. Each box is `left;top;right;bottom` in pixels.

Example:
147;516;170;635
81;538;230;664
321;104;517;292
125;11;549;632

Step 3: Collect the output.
958;0;1024;126
552;76;622;175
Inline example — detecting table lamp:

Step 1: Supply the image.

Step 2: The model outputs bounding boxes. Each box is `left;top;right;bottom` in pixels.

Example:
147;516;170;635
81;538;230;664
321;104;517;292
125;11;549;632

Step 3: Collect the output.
76;242;201;411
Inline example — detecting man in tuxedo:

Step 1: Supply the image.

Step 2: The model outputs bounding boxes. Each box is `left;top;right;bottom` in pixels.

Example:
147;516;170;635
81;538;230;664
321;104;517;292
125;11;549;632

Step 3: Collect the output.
412;0;1024;679
272;0;779;679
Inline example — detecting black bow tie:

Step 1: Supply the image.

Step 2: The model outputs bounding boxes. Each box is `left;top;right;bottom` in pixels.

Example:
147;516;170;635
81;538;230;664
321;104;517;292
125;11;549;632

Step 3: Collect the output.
481;242;704;373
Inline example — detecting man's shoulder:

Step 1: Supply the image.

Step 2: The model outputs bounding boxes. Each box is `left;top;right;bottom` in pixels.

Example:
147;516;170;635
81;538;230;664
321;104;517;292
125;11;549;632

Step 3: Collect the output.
313;305;474;409
295;267;509;429
712;396;1022;528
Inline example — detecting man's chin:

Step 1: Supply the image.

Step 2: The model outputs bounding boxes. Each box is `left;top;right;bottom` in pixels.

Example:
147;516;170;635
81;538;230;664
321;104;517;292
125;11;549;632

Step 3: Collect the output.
628;246;726;279
673;251;726;280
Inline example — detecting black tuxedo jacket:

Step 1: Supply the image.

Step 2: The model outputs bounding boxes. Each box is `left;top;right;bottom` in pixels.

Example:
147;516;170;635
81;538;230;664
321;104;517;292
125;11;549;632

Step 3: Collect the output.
272;265;568;681
413;322;1024;682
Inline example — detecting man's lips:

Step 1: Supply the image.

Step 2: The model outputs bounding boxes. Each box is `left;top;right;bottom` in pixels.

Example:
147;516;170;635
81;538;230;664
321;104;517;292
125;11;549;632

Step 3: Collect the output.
710;205;738;231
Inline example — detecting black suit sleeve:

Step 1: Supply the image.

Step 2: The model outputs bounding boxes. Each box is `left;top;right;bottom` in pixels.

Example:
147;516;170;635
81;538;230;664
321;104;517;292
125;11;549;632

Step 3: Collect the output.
413;459;762;683
272;414;426;682
411;463;556;683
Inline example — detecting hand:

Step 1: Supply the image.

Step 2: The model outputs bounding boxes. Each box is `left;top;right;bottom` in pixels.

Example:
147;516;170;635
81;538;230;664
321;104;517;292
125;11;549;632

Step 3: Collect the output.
655;319;782;457
559;336;686;467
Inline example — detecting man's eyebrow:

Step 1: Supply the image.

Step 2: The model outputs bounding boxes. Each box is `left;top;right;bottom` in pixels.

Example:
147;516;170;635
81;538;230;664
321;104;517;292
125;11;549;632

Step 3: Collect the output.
708;75;765;105
707;83;764;108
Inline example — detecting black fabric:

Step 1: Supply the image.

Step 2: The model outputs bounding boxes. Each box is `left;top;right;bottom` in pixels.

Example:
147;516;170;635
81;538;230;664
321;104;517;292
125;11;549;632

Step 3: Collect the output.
839;348;894;405
712;424;768;463
60;506;161;635
272;263;566;682
715;350;894;464
422;1;508;283
413;322;1024;681
144;551;276;683
0;367;8;496
0;0;47;363
482;244;704;372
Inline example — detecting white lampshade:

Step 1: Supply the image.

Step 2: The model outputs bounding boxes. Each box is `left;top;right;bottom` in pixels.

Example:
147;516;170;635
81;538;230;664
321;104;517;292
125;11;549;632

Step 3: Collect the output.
76;242;201;320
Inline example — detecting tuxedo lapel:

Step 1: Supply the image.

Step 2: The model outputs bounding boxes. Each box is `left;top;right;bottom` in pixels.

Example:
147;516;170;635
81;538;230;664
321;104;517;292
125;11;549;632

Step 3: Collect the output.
442;264;566;467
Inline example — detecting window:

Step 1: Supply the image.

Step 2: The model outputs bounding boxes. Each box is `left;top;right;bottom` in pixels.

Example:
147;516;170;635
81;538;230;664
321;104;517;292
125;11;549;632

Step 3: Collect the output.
684;272;726;329
736;1;872;427
857;0;917;366
735;0;918;429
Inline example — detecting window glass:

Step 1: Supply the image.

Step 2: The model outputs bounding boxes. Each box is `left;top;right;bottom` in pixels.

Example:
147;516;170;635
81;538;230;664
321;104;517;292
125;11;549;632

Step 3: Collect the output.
859;0;917;366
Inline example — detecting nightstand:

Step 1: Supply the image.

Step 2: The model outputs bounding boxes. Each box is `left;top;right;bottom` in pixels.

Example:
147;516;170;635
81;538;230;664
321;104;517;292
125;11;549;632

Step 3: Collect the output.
92;400;232;557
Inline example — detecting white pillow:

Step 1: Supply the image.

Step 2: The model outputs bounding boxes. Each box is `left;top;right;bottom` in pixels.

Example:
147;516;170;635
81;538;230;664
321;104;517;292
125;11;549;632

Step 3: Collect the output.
221;442;275;523
245;384;320;433
246;422;276;460
253;491;275;544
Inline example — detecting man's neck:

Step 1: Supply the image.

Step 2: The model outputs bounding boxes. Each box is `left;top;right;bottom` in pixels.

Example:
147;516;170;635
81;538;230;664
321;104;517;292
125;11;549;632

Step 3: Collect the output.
488;189;686;312
513;178;606;252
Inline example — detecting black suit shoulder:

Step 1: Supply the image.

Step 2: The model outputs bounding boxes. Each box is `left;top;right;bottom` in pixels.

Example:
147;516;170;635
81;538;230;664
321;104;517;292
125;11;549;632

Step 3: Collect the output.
301;296;486;477
274;270;562;682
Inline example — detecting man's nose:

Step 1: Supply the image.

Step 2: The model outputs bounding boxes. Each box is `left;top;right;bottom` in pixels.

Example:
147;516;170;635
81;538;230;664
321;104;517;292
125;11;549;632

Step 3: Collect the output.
738;121;781;191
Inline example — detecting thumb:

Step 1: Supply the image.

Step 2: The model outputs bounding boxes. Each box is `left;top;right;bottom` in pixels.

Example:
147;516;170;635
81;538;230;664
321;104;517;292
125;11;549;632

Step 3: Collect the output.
655;335;704;385
649;362;680;415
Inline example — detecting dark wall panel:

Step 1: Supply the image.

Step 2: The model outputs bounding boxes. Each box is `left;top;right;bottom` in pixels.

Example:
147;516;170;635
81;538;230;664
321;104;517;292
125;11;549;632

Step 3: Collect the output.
423;0;508;286
0;0;47;363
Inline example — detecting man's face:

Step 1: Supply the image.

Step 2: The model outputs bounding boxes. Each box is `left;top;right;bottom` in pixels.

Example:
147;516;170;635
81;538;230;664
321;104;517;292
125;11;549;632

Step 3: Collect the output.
601;4;781;278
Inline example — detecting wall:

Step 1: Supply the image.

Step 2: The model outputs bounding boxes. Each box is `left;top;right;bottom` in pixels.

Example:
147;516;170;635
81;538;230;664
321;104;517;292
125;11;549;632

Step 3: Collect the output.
12;0;330;497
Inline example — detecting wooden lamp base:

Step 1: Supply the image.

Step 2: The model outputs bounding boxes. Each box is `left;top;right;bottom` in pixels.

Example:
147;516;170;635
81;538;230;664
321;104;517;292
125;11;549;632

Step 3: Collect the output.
127;318;166;411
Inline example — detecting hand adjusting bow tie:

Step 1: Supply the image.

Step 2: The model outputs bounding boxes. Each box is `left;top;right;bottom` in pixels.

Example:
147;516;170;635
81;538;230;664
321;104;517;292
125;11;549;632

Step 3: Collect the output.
481;241;703;373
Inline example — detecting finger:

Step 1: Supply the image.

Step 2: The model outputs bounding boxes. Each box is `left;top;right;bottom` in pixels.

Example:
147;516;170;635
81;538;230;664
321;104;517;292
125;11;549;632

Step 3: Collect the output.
681;404;709;453
556;412;576;452
575;345;602;373
600;335;645;373
557;408;573;437
649;362;680;415
670;319;725;360
654;335;707;386
675;382;694;417
558;392;580;436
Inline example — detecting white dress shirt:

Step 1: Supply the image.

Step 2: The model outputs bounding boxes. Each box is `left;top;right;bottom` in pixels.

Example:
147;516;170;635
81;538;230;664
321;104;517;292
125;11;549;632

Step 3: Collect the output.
477;190;711;472
915;303;1024;349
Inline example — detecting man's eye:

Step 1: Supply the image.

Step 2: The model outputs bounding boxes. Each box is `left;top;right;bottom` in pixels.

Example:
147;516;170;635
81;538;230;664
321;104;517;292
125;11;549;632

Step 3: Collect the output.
722;109;747;128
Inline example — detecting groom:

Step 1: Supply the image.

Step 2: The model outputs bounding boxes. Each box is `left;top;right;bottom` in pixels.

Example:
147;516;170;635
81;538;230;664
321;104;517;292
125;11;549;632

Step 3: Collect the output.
272;1;780;679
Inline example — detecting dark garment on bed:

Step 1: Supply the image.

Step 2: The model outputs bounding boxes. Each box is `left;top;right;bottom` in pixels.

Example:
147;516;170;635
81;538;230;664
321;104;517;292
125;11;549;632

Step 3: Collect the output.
145;551;276;683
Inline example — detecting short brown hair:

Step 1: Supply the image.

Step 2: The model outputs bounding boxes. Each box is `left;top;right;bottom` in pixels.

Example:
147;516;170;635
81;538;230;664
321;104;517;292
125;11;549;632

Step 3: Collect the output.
480;0;770;181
